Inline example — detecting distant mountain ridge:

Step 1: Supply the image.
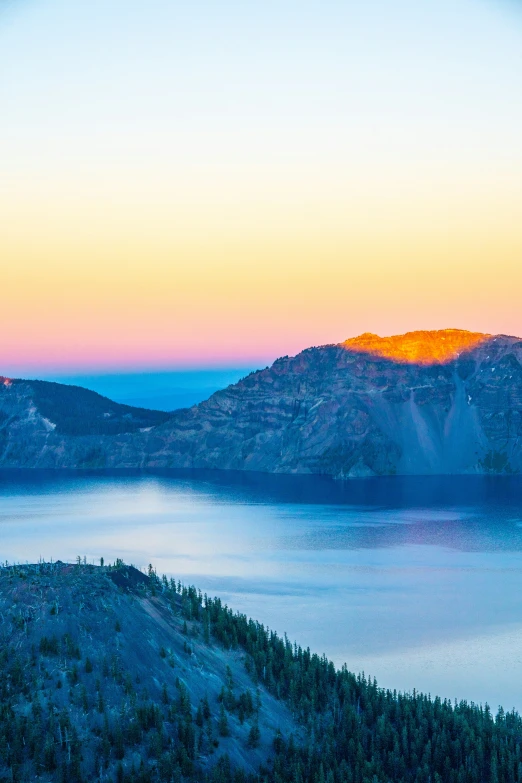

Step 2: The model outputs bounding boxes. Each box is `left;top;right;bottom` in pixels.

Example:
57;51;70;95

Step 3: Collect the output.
2;329;522;475
0;376;170;467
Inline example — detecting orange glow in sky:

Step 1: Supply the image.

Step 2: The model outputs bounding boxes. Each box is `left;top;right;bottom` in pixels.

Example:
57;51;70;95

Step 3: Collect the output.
1;0;522;373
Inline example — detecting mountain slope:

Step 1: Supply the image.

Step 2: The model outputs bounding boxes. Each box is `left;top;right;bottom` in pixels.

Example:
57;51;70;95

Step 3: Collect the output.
0;377;170;467
3;560;522;783
2;329;522;475
110;329;522;477
0;560;298;782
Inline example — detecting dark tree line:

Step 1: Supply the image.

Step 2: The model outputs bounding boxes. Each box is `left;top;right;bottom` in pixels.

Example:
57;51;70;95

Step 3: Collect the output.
12;379;170;436
155;569;522;783
2;561;522;783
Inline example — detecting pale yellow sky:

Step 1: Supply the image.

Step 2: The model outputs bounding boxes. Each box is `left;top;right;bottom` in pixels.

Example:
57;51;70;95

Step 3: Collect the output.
1;0;522;371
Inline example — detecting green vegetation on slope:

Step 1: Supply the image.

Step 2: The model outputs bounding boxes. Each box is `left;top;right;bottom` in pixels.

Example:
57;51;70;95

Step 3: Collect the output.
13;379;171;435
1;560;521;783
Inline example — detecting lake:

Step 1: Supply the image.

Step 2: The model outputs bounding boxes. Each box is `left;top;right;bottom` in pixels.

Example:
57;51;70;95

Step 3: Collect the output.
2;469;522;712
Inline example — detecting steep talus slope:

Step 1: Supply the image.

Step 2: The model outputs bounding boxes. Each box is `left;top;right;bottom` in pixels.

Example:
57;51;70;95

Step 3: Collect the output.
113;330;522;476
2;329;522;475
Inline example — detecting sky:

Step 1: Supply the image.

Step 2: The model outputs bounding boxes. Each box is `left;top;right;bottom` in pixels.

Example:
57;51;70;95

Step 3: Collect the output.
1;0;522;375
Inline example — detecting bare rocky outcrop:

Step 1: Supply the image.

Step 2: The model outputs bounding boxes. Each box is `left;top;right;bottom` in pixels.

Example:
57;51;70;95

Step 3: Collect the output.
2;329;522;476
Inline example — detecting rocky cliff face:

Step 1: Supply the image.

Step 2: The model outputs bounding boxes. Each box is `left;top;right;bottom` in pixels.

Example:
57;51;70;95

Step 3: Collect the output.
2;329;522;476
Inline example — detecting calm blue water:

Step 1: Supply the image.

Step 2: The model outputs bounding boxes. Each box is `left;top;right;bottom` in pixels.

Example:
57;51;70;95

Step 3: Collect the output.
2;470;522;711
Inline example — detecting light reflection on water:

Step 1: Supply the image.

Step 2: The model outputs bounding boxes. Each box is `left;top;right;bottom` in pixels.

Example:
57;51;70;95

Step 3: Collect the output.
1;470;522;711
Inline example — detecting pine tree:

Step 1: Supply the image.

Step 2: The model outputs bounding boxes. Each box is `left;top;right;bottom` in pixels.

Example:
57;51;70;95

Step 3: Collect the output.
218;703;229;737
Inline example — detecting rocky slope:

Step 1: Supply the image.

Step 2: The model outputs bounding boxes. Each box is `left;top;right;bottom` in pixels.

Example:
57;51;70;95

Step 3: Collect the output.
109;329;522;476
2;329;522;476
0;560;299;782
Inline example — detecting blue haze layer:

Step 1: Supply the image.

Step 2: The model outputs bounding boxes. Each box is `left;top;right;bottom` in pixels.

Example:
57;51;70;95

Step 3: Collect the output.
38;370;254;411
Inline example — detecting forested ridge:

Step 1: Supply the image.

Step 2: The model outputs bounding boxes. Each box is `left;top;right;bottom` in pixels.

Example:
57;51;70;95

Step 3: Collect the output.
1;561;521;783
5;378;170;436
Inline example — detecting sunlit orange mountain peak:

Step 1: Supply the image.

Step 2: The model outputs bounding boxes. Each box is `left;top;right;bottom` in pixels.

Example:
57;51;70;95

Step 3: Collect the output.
340;329;492;365
2;330;522;475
